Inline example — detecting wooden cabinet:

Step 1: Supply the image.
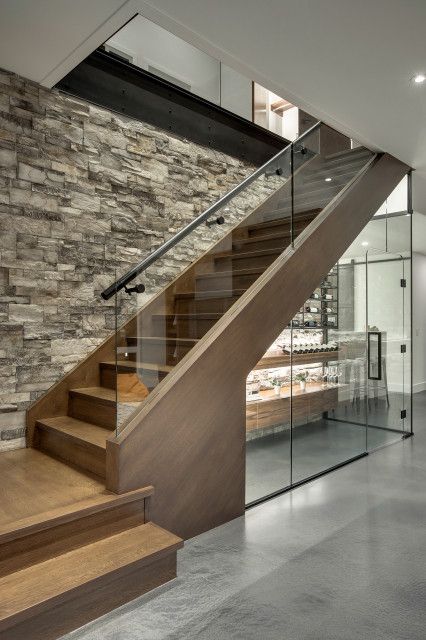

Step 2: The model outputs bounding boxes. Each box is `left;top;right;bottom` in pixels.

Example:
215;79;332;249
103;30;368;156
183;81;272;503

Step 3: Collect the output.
246;383;347;432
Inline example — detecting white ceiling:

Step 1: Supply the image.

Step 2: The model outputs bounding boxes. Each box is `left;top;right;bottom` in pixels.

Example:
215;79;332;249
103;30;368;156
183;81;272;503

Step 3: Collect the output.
1;0;426;209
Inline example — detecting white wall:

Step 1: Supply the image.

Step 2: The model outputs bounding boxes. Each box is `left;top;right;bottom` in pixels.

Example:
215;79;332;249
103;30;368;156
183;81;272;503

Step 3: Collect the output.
107;14;221;104
220;64;252;120
375;176;408;216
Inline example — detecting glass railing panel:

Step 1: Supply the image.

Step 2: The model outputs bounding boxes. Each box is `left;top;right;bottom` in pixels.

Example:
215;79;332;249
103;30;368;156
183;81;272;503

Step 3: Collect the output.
292;130;374;243
107;123;377;437
111;142;296;436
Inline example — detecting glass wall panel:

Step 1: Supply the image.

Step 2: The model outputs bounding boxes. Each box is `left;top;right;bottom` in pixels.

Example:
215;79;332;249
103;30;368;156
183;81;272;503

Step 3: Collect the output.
246;347;292;503
245;210;412;505
291;266;367;483
366;251;407;447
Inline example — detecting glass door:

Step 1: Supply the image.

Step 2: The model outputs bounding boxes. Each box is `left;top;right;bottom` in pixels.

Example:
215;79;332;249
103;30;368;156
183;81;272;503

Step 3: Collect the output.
366;249;411;448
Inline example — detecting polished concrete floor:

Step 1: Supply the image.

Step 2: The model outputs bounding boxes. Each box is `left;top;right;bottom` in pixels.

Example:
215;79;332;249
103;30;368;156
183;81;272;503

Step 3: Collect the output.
246;415;401;504
64;393;425;640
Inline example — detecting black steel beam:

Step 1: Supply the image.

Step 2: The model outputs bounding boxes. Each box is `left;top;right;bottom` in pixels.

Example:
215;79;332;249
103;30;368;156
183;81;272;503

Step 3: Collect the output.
56;50;288;166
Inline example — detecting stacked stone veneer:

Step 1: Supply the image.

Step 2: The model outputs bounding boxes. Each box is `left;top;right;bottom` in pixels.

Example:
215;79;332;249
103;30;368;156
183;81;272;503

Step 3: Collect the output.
0;68;257;450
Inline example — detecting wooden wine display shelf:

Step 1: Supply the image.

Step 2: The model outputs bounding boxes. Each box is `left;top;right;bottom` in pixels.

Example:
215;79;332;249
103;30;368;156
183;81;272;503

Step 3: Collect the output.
246;382;349;432
254;349;341;370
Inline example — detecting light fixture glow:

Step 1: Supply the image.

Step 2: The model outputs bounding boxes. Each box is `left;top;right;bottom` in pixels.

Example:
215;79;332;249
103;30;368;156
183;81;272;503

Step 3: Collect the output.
412;73;426;84
361;241;369;246
325;177;332;182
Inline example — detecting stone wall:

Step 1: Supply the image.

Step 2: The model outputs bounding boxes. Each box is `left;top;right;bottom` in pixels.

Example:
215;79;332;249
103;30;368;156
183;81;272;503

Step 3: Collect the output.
0;68;255;450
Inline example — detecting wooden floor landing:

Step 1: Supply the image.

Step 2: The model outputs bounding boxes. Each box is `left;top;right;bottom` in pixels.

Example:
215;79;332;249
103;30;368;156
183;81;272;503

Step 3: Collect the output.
0;448;108;532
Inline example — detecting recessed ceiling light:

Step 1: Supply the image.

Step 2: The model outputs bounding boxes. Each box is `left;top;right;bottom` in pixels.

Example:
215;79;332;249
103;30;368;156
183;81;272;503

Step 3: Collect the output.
412;73;426;84
325;177;332;182
361;241;369;246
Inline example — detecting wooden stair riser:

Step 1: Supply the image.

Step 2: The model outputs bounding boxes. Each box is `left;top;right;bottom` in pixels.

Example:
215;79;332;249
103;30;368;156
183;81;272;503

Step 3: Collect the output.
247;213;317;237
1;554;177;640
36;424;106;478
126;338;195;365
214;250;280;272
0;499;147;578
174;294;240;314
69;393;116;429
301;163;367;189
196;270;261;292
232;233;291;254
152;315;220;339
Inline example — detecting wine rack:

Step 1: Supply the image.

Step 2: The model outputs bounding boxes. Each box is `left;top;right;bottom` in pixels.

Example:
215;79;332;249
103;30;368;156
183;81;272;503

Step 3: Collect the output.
289;266;339;330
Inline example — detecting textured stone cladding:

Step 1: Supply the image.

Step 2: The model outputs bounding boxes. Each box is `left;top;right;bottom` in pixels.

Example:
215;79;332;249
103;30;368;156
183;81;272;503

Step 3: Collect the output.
0;67;256;450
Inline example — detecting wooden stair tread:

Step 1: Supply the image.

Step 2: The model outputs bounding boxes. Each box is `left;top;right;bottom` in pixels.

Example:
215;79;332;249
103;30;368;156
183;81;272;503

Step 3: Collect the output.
101;360;174;374
215;247;282;261
0;522;183;631
126;336;198;345
0;486;154;544
70;386;141;405
36;416;111;449
197;267;263;279
152;313;223;321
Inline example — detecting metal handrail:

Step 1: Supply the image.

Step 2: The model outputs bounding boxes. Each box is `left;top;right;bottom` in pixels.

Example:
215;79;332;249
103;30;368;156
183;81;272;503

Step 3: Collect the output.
101;121;321;300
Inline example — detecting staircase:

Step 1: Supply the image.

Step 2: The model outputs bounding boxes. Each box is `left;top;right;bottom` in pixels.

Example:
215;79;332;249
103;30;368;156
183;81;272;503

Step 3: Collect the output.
31;148;371;457
0;123;408;639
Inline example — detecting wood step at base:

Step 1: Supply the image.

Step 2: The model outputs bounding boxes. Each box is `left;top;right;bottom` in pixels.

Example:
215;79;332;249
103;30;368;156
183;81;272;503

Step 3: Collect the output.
152;313;223;339
100;360;172;391
174;290;244;314
35;416;109;479
247;209;320;237
214;247;281;272
125;336;198;366
195;268;263;292
0;486;153;578
0;522;183;640
69;387;143;429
